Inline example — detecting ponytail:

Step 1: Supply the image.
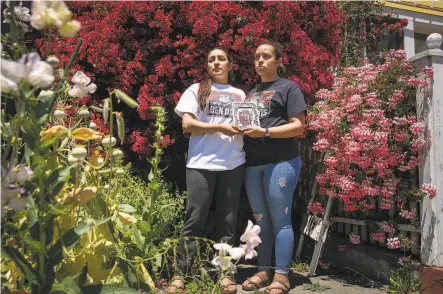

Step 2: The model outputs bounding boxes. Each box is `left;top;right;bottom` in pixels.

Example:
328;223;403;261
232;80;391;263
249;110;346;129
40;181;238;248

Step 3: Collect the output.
197;78;212;111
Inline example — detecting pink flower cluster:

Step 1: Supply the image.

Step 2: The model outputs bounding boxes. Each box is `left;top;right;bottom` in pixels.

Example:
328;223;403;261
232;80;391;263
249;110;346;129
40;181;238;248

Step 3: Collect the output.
399;209;416;220
421;183;437;199
349;233;361;245
387;237;401;249
372;232;385;243
309;50;431;212
381;222;396;234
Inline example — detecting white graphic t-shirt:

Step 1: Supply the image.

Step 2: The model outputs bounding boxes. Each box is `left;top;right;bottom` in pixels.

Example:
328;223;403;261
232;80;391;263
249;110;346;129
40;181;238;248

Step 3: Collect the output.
175;83;246;171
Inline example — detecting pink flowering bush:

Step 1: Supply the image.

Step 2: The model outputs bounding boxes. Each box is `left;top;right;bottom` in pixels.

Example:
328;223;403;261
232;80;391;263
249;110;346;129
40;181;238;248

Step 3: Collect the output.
387;237;401;249
309;50;435;213
349;233;361;245
372;232;386;243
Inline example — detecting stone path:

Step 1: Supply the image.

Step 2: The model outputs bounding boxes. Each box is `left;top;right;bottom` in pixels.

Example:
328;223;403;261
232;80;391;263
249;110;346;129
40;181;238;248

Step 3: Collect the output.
235;265;387;294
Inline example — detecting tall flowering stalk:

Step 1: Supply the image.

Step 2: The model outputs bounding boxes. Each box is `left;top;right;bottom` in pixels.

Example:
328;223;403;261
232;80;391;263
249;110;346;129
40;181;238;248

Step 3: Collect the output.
309;50;435;213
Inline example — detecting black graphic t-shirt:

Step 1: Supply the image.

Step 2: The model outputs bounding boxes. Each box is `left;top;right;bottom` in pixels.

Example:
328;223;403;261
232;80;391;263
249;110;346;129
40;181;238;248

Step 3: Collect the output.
244;78;307;167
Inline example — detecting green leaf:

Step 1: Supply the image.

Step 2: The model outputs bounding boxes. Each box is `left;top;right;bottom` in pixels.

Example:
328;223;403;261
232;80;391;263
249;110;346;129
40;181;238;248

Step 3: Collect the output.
23;235;45;254
47;166;72;197
118;204;137;213
2;245;39;285
51;276;81;294
45;218;111;271
81;284;139;294
46;216;54;246
148;221;169;241
137;221;151;235
21;119;40;152
36;91;55;126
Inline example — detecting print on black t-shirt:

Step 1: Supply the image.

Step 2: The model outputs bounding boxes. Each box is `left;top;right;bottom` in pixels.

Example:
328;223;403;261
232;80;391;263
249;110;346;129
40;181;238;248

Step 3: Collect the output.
245;90;275;119
243;78;307;167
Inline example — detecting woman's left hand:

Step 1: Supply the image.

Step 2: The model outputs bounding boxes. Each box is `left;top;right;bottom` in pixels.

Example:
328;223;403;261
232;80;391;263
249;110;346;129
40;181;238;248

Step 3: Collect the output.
243;126;265;138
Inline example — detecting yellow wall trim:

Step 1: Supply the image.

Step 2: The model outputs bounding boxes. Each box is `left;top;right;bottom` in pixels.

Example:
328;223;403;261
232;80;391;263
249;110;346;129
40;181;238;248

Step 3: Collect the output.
384;1;443;17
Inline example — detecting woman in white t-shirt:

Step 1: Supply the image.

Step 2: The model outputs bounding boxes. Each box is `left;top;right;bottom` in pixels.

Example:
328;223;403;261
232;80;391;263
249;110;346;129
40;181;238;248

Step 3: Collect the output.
168;48;245;294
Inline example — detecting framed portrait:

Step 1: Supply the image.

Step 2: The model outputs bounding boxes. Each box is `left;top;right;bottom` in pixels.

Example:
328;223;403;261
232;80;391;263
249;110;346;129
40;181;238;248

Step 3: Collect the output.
232;102;260;129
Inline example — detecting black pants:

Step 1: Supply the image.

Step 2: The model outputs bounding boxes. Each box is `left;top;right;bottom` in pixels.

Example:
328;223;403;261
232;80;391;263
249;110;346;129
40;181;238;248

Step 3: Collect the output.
176;164;245;275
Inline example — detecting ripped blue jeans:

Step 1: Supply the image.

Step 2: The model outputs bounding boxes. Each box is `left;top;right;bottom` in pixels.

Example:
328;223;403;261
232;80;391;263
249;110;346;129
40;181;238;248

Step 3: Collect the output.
245;156;302;274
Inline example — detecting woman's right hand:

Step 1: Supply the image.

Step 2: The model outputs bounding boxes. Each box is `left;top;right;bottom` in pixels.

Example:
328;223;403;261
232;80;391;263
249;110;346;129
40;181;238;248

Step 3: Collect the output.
219;124;242;136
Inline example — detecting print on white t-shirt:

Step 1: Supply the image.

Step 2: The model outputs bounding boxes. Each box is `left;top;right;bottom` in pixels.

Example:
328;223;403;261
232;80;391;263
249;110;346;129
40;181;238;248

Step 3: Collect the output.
175;83;246;171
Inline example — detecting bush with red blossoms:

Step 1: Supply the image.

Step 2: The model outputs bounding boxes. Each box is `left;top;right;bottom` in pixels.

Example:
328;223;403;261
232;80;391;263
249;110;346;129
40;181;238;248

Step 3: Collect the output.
307;202;323;215
308;50;434;213
34;1;346;158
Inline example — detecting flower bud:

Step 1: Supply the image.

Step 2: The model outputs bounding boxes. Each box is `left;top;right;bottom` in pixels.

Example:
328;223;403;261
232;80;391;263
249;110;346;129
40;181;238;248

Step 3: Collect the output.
54;109;66;120
102;136;116;149
46;56;59;69
71;146;87;160
78;108;90;119
103;99;110;123
68;154;80;166
38;90;55;100
89;121;97;130
112;149;123;159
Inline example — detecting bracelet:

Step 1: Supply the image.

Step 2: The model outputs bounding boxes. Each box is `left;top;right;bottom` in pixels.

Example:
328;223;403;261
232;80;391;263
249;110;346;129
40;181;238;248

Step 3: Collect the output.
263;128;270;139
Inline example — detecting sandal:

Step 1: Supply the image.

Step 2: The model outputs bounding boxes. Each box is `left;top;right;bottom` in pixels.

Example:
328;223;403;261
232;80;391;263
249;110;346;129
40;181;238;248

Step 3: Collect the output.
264;278;290;294
220;276;237;294
242;272;270;291
167;276;185;294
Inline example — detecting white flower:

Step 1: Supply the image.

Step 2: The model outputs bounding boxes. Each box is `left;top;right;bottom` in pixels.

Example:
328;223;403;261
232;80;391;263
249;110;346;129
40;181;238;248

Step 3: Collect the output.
240;220;262;249
8;165;33;184
213;242;232;256
1;52;54;92
1;73;19;93
1;58;24;93
68;71;97;98
72;70;91;85
25;52;55;88
228;247;245;260
14;4;31;22
31;0;71;29
211;256;236;273
242;244;258;260
59;20;81;38
30;0;80;37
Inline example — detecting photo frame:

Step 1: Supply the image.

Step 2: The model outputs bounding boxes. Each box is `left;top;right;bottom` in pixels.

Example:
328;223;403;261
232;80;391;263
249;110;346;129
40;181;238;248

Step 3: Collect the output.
232;102;260;129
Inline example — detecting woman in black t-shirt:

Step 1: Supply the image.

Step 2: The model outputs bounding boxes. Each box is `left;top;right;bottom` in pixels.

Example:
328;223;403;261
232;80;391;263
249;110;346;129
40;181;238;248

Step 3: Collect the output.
241;42;306;294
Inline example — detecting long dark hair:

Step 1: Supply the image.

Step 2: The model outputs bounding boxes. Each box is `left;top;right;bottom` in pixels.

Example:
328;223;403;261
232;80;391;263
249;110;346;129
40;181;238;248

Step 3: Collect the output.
197;47;233;111
259;41;286;76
